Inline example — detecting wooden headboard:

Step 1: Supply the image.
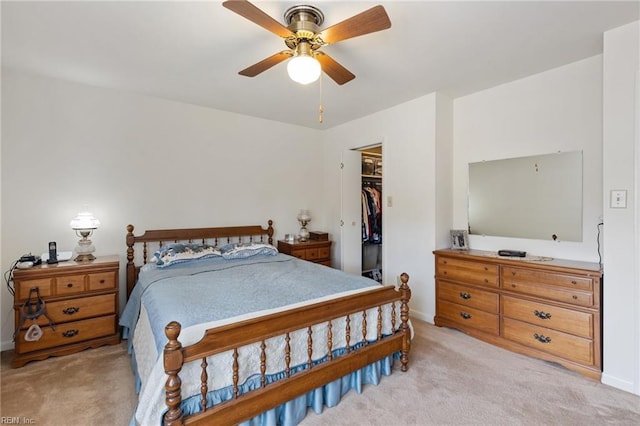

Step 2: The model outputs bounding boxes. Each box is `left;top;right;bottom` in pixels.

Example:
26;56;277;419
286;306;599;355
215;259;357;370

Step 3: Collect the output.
125;220;274;298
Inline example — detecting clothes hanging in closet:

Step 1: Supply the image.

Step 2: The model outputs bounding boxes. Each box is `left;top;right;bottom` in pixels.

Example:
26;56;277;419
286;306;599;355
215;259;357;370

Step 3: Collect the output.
362;185;382;243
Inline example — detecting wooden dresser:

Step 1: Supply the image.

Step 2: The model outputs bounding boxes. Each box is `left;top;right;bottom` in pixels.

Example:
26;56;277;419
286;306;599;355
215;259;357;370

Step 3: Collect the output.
278;239;332;267
12;255;120;368
434;249;602;379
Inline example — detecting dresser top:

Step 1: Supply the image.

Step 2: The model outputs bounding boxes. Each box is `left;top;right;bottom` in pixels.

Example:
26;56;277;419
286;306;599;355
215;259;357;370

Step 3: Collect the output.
13;255;119;277
434;249;602;276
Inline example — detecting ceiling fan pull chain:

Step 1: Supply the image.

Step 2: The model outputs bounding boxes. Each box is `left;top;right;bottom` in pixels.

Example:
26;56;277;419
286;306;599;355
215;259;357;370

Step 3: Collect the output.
318;73;323;123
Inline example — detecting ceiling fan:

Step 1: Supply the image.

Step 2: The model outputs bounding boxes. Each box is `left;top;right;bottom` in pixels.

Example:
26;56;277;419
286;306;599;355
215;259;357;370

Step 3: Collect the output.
222;0;392;85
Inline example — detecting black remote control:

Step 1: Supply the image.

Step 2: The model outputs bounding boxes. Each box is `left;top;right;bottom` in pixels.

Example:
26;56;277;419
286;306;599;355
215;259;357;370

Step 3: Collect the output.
498;249;526;257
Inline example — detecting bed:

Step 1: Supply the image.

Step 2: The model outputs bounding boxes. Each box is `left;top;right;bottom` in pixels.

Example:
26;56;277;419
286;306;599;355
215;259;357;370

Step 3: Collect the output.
120;220;411;425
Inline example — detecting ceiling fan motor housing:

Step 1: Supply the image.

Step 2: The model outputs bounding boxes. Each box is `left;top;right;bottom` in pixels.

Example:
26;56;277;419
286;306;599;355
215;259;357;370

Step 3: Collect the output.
284;5;325;49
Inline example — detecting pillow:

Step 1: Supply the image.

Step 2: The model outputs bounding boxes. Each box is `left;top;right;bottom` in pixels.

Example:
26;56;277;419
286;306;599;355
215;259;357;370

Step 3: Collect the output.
152;242;221;268
219;242;278;260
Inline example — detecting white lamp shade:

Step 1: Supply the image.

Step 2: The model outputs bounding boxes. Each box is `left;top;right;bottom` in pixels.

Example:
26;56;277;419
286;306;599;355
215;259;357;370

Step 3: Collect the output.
287;55;321;85
297;209;311;221
70;211;100;230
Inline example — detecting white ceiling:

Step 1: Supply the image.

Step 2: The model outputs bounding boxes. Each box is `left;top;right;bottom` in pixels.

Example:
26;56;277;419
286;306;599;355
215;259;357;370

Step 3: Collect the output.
2;1;639;130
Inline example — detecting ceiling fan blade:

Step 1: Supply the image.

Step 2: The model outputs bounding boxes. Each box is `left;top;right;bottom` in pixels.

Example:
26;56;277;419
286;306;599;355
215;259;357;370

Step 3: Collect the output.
316;53;355;85
319;5;391;44
223;0;292;38
239;51;292;77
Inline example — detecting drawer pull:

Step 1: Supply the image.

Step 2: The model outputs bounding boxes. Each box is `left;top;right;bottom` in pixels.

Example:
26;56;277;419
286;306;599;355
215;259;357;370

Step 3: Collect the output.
572;295;578;300
460;312;472;320
62;307;80;315
533;333;552;343
67;283;74;288
483;278;488;283
62;329;79;338
534;310;552;320
571;280;577;285
100;279;105;284
459;292;472;300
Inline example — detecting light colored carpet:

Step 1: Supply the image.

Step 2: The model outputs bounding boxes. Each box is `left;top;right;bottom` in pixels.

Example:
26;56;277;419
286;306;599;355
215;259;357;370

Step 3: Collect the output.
1;319;639;425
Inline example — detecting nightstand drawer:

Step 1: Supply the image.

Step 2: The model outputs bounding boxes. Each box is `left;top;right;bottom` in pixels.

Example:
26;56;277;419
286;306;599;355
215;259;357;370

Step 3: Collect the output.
56;275;85;295
16;278;53;302
16;293;117;327
305;248;319;260
88;271;117;291
16;314;117;353
318;246;330;259
290;249;306;259
278;239;332;266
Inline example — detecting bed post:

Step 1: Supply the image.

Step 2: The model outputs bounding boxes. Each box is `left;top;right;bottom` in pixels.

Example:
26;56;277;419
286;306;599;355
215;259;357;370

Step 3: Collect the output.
164;321;184;426
126;224;136;298
399;272;411;372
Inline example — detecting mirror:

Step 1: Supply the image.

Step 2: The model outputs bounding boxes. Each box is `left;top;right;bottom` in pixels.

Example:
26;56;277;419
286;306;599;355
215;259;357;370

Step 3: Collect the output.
468;151;583;241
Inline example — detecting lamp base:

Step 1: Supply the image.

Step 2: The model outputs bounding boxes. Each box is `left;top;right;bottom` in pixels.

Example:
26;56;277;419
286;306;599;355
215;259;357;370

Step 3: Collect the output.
74;253;96;262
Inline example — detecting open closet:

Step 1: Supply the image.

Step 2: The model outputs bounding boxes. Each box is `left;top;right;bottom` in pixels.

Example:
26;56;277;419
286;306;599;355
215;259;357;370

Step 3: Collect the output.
361;147;382;282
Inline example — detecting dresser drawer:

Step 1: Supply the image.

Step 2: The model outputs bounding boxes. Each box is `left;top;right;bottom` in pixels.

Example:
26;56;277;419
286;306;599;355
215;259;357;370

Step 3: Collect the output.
55;275;85;296
437;300;499;335
502;278;593;307
16;293;117;328
88;271;117;291
437;280;499;314
305;248;319;260
502;296;594;338
502;267;593;291
16;278;53;302
502;318;593;365
436;257;498;288
16;314;117;353
318;246;330;259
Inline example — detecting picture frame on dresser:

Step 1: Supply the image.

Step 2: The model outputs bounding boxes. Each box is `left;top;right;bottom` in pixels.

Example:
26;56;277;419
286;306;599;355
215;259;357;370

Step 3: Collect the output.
450;229;469;250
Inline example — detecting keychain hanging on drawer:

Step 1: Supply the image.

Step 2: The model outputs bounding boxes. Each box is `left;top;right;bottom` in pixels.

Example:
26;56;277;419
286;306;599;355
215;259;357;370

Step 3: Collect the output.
14;287;55;342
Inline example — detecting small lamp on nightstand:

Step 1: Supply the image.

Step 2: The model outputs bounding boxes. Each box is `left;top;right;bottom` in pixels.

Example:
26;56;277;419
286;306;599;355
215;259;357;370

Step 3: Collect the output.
70;209;100;261
297;209;311;242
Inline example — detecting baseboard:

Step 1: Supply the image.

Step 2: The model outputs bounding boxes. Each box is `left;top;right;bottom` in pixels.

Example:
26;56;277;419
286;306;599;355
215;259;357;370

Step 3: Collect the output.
601;372;637;395
1;339;15;352
409;309;434;325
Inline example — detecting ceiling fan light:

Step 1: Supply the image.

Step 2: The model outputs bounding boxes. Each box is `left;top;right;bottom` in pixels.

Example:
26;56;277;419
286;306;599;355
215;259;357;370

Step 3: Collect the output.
287;55;321;85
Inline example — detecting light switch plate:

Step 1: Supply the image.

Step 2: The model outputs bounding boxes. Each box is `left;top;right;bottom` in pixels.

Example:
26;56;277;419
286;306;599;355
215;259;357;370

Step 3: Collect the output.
610;190;627;208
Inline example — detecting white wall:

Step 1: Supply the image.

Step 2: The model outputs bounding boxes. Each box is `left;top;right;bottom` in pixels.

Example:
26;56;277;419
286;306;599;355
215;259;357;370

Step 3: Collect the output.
3;22;638;396
320;93;453;323
453;48;639;394
0;69;325;349
453;55;603;261
602;21;639;394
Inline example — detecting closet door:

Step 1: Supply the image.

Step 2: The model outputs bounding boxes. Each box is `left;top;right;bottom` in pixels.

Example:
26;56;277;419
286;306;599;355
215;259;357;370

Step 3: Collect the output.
340;149;363;275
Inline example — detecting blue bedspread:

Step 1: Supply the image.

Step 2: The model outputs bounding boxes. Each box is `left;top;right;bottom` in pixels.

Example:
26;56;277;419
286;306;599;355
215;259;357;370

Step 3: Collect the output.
120;253;379;355
120;253;400;426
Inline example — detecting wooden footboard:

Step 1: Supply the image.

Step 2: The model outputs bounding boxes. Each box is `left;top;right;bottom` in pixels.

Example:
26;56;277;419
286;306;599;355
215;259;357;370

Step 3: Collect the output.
163;273;411;426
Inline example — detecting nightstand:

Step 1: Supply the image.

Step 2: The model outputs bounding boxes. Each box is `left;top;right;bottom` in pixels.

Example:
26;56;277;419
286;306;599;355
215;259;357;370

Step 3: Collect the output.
278;239;332;267
12;255;120;368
